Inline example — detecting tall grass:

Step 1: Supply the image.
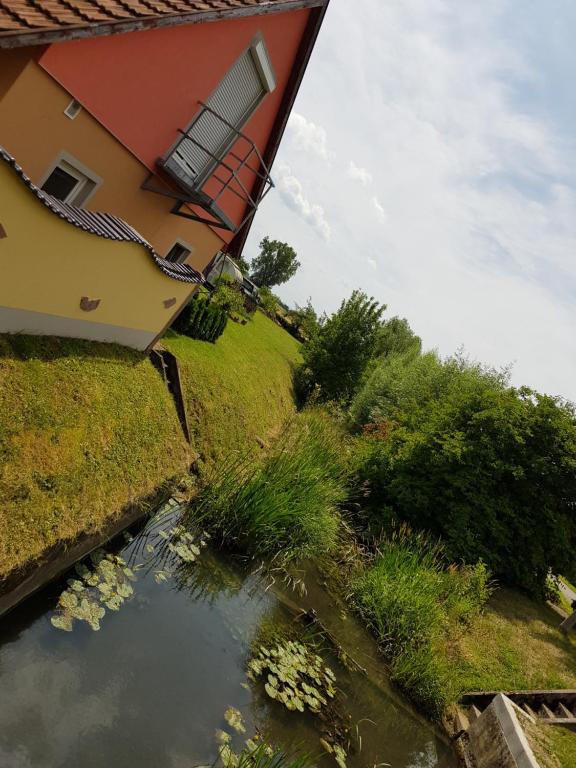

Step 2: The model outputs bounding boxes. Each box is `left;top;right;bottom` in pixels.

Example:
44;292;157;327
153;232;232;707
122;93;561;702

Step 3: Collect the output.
352;527;492;717
187;411;349;563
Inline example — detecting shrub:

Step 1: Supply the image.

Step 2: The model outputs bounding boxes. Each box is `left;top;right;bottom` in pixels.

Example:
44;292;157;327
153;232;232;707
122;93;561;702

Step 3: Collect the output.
356;385;576;596
212;276;250;322
172;293;228;343
353;528;492;716
187;411;349;563
296;291;385;405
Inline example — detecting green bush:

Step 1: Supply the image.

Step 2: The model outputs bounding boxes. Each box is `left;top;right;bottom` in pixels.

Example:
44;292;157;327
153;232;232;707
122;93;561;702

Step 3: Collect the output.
172;293;228;343
187;411;349;563
351;351;576;596
353;528;492;717
296;291;385;405
356;386;576;596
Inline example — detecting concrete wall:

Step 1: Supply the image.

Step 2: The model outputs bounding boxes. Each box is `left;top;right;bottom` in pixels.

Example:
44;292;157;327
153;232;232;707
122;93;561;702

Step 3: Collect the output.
0;158;195;349
0;60;223;272
468;695;540;768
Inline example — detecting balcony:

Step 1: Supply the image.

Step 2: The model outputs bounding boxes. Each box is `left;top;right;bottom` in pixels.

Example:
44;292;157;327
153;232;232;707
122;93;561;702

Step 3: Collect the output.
142;102;274;233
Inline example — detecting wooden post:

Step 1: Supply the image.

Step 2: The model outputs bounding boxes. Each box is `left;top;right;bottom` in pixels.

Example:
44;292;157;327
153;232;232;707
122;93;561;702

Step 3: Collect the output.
560;609;576;634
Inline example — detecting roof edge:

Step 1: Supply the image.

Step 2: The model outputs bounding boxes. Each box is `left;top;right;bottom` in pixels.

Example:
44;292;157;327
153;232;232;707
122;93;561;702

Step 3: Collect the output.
0;0;328;49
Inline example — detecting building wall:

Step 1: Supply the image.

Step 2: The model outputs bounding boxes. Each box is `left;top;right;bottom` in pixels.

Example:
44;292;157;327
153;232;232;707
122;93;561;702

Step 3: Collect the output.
0;158;195;350
37;9;312;241
0;61;224;272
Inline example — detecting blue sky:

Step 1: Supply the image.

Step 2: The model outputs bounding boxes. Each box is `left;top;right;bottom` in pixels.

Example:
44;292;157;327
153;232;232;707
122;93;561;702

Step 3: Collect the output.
245;0;576;401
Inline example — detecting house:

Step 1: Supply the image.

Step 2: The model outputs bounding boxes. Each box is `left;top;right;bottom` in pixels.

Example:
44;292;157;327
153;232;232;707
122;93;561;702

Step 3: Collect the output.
0;0;329;350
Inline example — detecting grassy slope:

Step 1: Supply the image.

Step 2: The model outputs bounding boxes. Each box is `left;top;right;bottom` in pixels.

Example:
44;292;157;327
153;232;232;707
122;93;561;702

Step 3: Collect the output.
0;335;189;580
164;311;301;470
449;588;576;693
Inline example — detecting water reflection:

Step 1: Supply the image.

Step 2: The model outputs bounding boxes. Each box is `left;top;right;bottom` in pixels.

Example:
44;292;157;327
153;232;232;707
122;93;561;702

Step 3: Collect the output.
0;502;455;768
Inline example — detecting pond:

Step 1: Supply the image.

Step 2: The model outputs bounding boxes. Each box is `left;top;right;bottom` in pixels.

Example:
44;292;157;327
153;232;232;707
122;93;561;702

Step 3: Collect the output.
0;500;456;768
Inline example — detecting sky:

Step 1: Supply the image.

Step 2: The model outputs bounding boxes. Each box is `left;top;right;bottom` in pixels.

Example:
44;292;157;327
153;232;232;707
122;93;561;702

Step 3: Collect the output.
245;0;576;402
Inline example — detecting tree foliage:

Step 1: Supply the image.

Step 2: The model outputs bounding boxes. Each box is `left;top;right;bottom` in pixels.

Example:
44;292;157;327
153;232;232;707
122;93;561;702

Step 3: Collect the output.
353;352;576;595
296;291;386;404
288;299;322;341
375;317;422;360
211;277;249;321
250;237;301;288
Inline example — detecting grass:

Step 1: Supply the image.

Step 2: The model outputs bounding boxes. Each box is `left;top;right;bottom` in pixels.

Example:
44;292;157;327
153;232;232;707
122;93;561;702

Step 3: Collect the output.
188;410;349;564
448;587;576;693
164;311;301;470
525;718;576;768
352;528;492;718
0;334;189;581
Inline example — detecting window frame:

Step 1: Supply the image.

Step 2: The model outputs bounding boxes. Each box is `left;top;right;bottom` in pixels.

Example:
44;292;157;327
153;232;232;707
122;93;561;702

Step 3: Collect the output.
39;151;102;207
165;240;194;265
163;34;277;190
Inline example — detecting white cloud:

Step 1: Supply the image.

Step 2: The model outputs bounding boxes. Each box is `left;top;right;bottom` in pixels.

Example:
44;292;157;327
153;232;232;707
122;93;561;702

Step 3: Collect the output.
372;196;388;223
287;112;334;161
348;160;373;186
276;163;331;241
247;0;576;401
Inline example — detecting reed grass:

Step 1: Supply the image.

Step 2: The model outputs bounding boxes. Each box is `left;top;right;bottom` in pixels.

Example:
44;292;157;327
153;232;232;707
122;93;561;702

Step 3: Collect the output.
187;410;349;564
352;527;492;717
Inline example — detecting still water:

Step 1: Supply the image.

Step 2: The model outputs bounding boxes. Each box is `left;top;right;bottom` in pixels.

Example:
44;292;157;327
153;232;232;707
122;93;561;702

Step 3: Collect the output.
0;503;455;768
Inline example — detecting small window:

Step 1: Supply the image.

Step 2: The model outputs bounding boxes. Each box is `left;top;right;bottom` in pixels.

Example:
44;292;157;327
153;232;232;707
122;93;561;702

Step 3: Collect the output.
165;242;192;264
64;99;82;120
40;155;101;207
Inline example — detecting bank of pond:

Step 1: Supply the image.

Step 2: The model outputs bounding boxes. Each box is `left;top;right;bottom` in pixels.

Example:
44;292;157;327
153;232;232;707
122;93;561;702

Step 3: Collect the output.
0;499;455;768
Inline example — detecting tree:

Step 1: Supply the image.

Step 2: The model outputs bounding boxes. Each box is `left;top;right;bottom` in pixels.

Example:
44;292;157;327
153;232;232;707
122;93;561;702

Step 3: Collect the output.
374;317;422;360
250;237;300;288
296;291;386;404
354;353;576;596
230;254;251;275
288;299;322;341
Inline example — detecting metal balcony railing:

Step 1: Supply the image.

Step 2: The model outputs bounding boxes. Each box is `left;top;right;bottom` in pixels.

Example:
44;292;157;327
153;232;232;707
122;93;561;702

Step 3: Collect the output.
142;102;274;233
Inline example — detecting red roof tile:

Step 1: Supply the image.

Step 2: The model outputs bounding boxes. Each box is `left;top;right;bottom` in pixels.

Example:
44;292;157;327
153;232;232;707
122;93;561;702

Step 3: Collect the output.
0;0;322;45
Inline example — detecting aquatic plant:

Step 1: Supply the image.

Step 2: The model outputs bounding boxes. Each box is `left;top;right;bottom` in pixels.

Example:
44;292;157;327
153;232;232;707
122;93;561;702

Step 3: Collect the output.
50;501;209;633
215;714;313;768
248;638;336;714
51;550;138;632
188;411;349;564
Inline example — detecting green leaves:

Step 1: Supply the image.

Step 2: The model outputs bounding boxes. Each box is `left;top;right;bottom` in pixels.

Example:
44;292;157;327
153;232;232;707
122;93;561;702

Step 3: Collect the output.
248;639;336;716
297;291;386;404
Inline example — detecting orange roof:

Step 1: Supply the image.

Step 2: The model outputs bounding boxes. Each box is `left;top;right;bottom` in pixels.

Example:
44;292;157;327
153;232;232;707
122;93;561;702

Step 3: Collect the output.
0;0;323;46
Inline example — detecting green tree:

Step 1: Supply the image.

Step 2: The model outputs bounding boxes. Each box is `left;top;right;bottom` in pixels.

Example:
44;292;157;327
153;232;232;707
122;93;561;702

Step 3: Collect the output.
231;254;251;275
250;237;300;288
296;291;386;404
354;354;576;596
288;299;322;341
375;317;422;360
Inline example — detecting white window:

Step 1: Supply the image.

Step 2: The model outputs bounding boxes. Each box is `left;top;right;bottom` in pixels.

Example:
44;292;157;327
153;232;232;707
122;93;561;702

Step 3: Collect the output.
164;37;276;189
64;99;82;120
40;153;101;207
165;241;193;264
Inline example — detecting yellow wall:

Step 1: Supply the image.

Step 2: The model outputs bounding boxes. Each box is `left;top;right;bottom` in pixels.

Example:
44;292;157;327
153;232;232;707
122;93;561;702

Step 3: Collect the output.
0;159;196;349
0;60;224;273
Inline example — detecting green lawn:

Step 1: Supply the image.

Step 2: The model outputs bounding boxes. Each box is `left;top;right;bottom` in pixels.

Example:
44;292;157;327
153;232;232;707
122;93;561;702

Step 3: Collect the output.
449;587;576;693
0;335;189;581
164;311;301;471
0;315;300;581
